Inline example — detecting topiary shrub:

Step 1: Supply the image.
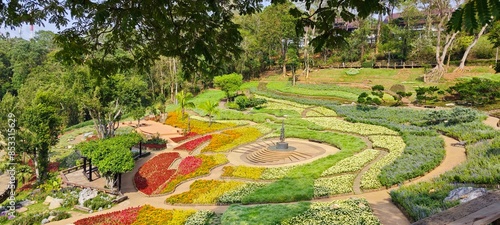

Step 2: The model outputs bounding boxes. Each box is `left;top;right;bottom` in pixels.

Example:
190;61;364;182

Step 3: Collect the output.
390;84;406;93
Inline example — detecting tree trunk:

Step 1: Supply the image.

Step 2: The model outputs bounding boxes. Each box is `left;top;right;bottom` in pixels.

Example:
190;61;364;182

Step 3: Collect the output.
457;24;488;71
304;26;310;79
282;41;287;77
33;148;40;182
375;13;382;55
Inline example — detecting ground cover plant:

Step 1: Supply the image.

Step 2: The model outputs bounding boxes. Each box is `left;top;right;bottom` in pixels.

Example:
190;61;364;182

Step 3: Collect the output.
221;198;379;225
166;111;236;134
313;174;355;197
321;149;380;176
166;180;245;204
266;82;362;101
201;127;263;153
160;154;228;194
280;198;380;225
221;202;311;225
390;180;460;222
134;152;180;195
170;132;198;143
361;135;405;189
174;135;213;153
73;205;199;225
391;131;500;221
306;117;399;135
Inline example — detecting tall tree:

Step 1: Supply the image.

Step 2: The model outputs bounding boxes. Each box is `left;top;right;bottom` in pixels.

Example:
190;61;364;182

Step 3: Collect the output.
424;0;459;83
1;0;386;79
22;91;63;182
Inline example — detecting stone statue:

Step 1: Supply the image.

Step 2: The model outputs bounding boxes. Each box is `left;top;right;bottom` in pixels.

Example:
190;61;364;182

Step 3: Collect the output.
280;120;285;142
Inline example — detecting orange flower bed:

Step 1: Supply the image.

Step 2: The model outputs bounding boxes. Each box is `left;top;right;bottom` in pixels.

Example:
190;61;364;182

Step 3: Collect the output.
202;130;242;152
165;111;236;134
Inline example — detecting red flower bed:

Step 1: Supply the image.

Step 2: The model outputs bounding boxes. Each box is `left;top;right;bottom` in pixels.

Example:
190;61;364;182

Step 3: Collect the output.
177;156;202;175
134;152;180;195
74;206;142;225
174;135;212;152
142;143;167;150
170;132;198;143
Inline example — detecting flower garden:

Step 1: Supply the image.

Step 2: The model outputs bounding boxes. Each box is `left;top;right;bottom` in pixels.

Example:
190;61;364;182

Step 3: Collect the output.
80;88;499;224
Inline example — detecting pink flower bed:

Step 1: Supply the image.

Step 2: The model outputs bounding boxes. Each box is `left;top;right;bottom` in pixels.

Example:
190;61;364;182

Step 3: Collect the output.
170;132;198;143
74;206;142;225
134;152;180;195
177;156;203;175
174;135;212;152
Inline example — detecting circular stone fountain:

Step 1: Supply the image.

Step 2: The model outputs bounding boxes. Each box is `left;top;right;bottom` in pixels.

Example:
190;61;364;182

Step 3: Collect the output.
226;121;339;166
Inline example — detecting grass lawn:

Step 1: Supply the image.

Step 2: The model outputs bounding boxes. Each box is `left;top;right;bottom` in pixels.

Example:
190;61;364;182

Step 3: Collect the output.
222;202;311;224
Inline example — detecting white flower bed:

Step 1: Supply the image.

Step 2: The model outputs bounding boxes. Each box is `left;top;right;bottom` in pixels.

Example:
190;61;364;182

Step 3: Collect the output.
305;117;399;135
305;110;324;117
313;106;337;116
262;101;304;114
185;210;215;225
314;174;355;197
260;165;297;180
217;182;267;204
321;149;380;176
255;95;311;108
361;135;405;189
281;198;381;225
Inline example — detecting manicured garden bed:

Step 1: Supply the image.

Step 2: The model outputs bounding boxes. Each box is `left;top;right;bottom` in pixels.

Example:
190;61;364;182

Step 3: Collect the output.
134;152;180;195
74;205;205;225
174;135;212;153
160;154;229;194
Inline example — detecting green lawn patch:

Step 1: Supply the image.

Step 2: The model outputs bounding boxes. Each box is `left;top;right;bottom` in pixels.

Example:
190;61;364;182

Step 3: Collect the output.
241;178;314;204
221;202;311;225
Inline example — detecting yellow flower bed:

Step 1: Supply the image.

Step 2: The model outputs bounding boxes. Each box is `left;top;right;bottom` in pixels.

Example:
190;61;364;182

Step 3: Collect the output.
132;205;195;225
193;181;245;204
202;130;242;152
222;166;265;180
202;127;263;152
166;180;245;204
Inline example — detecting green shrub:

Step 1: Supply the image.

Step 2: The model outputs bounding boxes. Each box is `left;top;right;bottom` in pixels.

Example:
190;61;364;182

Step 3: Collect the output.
83;193;114;210
447;77;500;105
234;96;250;109
144;135;167;145
495;62;500;73
390;180;459;222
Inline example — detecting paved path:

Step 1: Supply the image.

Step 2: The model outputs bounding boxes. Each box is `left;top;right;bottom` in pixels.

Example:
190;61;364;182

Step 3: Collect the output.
49;116;498;225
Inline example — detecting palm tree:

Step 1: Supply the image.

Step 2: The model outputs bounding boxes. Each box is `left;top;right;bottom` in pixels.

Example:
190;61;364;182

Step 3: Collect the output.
199;100;220;126
176;90;195;117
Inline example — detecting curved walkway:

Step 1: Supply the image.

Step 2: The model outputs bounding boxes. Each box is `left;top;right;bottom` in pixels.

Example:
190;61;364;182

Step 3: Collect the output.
50;115;500;225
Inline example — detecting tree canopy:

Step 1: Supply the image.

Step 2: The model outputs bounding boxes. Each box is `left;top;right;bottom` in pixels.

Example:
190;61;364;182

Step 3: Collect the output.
0;0;386;77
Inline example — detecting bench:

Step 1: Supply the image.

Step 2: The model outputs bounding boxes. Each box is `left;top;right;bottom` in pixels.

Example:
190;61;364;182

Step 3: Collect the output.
424;105;436;108
82;167;100;180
